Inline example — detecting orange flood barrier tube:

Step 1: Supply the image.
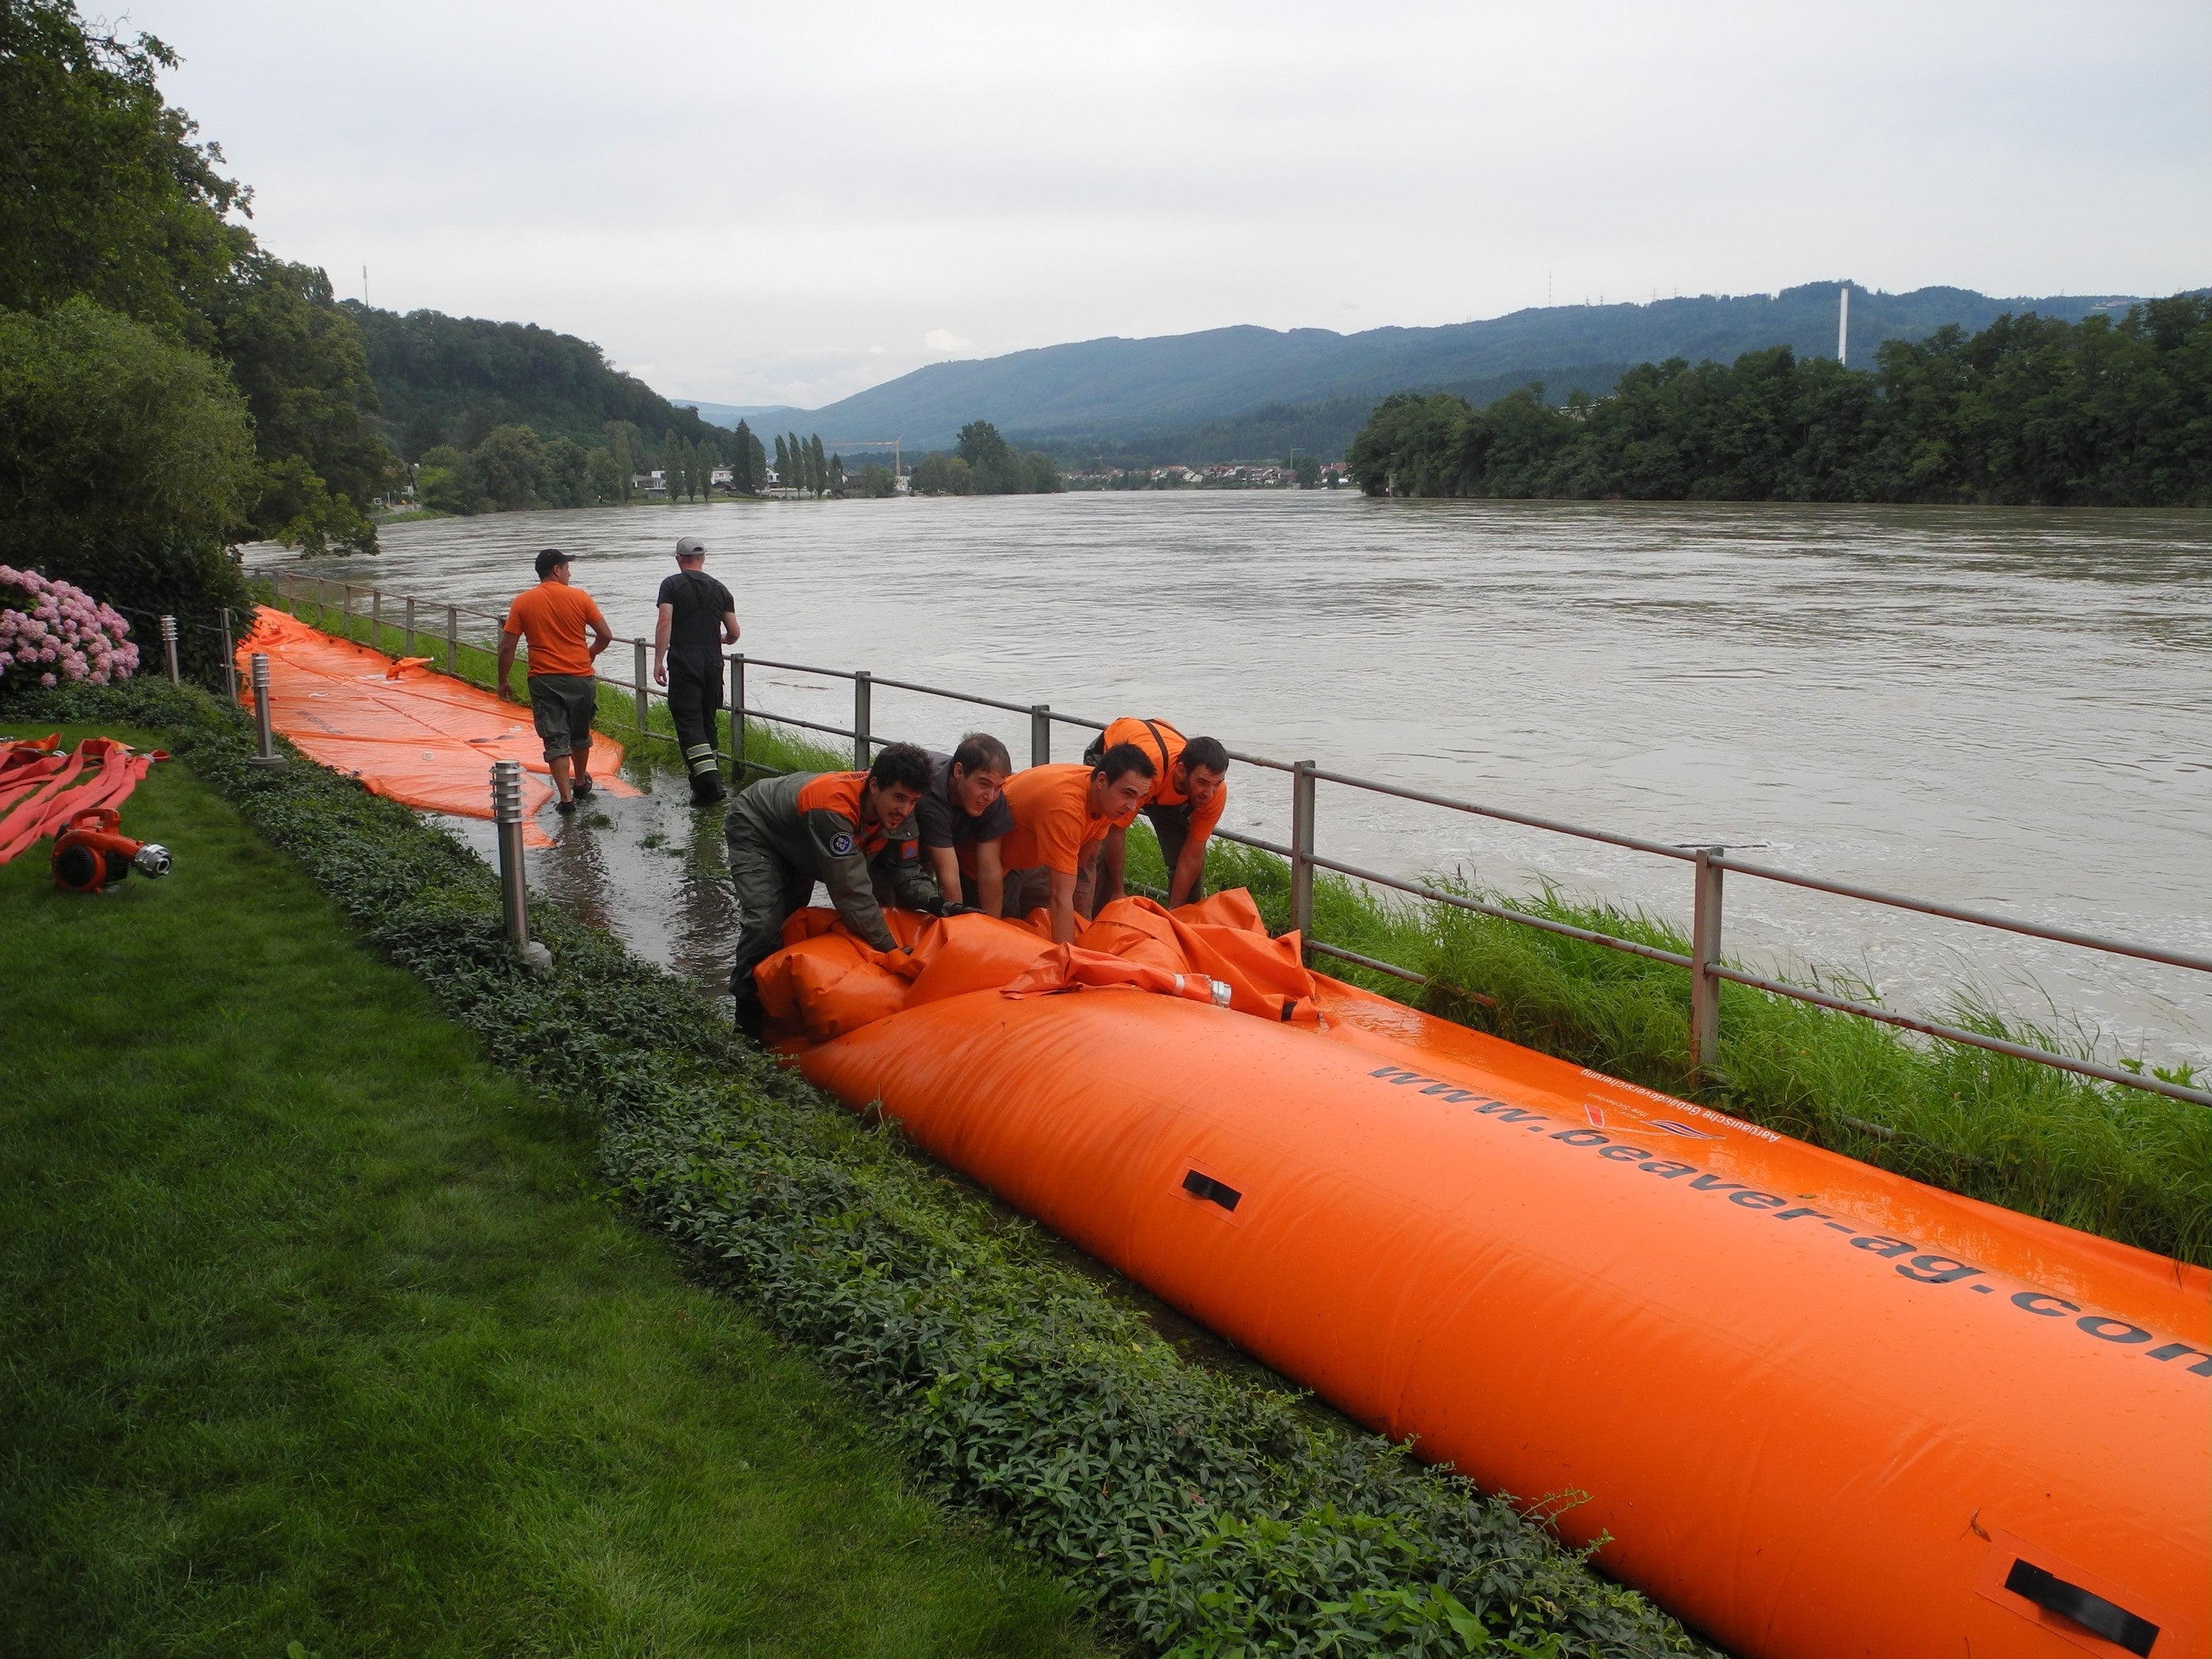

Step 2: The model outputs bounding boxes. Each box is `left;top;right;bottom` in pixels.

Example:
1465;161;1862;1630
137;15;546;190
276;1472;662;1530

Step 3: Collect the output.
235;606;635;841
767;894;2210;1659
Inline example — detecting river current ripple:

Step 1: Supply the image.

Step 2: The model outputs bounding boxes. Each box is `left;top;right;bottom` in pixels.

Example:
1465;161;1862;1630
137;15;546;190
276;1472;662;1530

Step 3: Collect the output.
265;491;2212;1073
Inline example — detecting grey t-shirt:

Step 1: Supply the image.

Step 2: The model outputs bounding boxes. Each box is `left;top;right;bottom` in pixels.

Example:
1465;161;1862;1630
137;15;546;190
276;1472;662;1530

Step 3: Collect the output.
915;749;1014;852
656;569;735;668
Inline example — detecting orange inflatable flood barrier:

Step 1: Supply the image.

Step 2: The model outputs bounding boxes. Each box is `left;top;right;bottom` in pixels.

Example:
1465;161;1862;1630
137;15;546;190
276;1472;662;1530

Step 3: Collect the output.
235;606;635;841
763;893;2210;1659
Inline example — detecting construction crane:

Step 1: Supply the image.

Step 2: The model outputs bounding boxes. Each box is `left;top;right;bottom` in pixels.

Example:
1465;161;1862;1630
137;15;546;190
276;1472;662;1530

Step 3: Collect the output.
822;437;904;478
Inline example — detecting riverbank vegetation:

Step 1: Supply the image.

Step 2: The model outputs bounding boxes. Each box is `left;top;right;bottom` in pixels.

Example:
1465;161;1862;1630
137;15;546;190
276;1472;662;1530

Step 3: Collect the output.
0;724;1108;1656
1347;295;2212;506
9;671;1709;1658
911;420;1066;495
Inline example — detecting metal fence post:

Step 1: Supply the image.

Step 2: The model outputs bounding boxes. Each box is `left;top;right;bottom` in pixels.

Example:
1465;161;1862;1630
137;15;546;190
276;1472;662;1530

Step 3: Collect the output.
853;671;873;769
445;605;458;675
1289;760;1316;956
728;653;746;774
217;607;236;702
404;595;416;656
633;638;650;732
159;615;180;685
1691;846;1725;1076
246;653;284;767
371;588;383;648
341;584;354;640
1029;703;1051;767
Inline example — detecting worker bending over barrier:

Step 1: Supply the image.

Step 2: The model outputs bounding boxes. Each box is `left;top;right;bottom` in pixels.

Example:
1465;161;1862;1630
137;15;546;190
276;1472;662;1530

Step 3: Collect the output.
726;742;941;1036
916;733;1013;916
998;745;1155;943
1089;717;1229;909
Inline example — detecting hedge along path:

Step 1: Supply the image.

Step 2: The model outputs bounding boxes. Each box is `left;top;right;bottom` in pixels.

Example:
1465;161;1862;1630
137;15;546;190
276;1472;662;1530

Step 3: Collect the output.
29;677;1712;1659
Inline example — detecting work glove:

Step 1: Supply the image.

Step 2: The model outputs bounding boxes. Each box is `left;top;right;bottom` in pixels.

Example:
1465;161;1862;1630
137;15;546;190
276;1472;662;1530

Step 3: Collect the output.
940;901;978;918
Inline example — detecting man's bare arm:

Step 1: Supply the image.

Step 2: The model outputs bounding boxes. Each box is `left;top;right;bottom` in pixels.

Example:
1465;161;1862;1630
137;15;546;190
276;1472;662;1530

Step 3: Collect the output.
1168;837;1207;908
587;608;615;660
1100;825;1127;906
652;602;674;684
974;839;1004;919
721;609;741;645
1048;869;1078;943
496;631;521;702
927;845;962;907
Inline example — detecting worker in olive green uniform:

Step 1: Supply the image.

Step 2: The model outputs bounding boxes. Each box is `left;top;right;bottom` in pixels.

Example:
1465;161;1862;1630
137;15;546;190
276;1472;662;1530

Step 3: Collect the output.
726;740;942;1036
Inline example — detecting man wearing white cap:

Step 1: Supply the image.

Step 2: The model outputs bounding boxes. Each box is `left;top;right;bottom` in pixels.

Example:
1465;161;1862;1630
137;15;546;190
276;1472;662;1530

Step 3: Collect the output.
653;535;740;805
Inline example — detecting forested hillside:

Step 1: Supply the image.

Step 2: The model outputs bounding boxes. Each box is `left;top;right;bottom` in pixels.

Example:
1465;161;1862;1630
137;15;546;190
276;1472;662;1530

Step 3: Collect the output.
344;303;720;458
801;283;2143;455
1345;298;2212;507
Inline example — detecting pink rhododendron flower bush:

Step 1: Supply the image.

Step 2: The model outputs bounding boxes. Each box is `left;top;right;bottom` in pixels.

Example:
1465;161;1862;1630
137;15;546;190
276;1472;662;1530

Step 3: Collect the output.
0;566;138;688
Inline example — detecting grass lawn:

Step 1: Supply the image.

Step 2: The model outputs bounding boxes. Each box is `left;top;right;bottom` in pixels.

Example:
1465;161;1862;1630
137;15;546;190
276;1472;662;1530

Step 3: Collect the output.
0;728;1104;1658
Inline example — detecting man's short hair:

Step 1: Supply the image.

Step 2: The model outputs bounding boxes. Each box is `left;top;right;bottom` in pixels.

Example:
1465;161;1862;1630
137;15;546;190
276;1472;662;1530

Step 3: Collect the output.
534;547;569;579
1095;742;1157;785
868;741;935;794
950;732;1012;776
1179;735;1230;777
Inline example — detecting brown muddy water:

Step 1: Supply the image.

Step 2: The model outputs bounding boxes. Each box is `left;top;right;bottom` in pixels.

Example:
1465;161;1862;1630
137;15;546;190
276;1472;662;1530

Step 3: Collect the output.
258;490;2211;1072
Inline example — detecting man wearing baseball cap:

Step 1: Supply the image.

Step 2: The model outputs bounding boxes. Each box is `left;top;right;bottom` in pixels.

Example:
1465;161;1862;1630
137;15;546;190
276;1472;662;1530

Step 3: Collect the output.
653;536;740;806
496;548;614;814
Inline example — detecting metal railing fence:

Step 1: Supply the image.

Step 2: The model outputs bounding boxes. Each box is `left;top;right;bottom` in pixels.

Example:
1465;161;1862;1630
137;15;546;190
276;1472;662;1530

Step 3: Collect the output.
261;570;2212;1110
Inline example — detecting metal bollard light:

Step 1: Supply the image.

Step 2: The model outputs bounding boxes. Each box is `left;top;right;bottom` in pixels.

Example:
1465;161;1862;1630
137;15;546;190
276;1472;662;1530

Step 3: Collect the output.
160;615;180;685
246;653;284;767
490;760;553;970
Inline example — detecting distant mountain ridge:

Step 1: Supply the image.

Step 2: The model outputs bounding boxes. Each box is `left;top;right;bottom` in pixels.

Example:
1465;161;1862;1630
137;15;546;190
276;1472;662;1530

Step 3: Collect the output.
793;282;2145;459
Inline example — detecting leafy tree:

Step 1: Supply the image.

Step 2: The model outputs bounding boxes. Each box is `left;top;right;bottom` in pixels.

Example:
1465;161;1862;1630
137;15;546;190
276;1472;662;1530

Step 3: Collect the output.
416;445;483;515
956;420;1010;470
0;298;256;649
852;462;896;498
0;2;246;338
584;446;623;505
606;420;639;502
909;453;970;495
827;452;846;495
773;434;790;487
472;424;546;510
1292;453;1322;487
808;434;827;497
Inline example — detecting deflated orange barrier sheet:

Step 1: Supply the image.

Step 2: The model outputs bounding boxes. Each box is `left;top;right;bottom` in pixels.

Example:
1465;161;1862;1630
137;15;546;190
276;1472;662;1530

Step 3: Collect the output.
236;607;635;842
760;891;2211;1659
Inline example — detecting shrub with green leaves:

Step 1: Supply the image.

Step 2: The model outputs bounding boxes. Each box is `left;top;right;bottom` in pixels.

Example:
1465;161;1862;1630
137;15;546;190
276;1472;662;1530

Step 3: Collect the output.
17;674;1706;1659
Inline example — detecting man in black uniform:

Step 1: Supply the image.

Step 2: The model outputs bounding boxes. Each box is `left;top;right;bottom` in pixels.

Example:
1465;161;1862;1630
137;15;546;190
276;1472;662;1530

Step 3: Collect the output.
725;741;942;1037
652;536;739;804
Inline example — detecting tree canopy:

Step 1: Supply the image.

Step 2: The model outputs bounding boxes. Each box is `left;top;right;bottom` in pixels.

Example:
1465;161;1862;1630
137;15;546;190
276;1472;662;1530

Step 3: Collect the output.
1345;298;2212;507
1;0;399;577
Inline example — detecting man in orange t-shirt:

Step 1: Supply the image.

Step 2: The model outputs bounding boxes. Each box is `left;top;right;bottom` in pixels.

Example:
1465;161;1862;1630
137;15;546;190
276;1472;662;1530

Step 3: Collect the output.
1089;717;1230;909
997;744;1156;942
497;548;614;813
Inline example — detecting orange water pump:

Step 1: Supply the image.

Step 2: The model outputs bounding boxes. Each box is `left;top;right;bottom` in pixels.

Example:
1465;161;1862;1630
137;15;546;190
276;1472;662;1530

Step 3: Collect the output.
51;807;171;893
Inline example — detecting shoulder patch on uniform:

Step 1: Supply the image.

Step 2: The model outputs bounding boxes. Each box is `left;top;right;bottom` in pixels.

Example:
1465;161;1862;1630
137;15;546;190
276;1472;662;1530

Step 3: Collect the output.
900;840;917;860
829;831;856;856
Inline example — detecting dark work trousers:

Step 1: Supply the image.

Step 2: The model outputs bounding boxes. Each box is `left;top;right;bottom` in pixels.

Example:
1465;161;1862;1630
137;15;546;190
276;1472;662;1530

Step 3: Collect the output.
727;825;817;1032
666;653;724;797
1146;801;1204;902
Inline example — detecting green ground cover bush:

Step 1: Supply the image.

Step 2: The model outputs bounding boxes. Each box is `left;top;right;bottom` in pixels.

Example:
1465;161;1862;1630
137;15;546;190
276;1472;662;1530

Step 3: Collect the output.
11;675;1708;1658
0;724;1105;1657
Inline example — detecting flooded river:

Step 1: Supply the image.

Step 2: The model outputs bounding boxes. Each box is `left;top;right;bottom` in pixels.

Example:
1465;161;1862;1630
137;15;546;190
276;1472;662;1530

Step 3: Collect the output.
263;491;2212;1071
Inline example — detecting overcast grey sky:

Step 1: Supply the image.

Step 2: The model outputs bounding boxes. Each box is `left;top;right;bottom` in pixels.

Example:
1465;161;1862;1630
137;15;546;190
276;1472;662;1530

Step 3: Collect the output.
141;0;2210;408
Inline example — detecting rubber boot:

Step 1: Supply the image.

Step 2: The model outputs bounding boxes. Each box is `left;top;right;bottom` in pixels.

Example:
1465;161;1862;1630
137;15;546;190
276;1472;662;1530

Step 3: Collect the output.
690;770;727;807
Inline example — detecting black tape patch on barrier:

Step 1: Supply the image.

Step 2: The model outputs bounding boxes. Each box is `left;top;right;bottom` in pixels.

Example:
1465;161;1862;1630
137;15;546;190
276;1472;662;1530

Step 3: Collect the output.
2003;1559;2159;1656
